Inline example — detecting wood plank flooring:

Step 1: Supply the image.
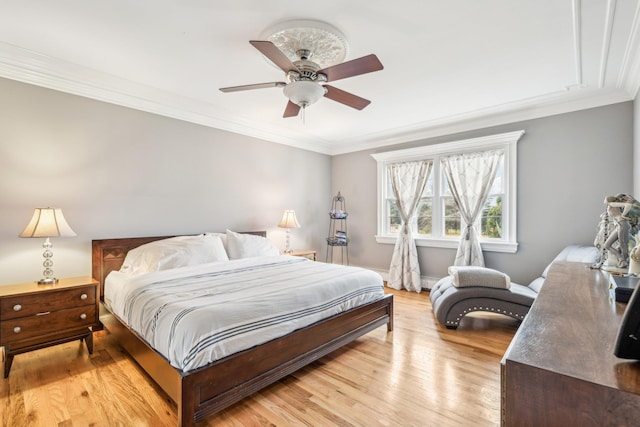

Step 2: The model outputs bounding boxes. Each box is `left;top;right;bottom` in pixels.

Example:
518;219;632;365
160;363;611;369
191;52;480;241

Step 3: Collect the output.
1;288;520;426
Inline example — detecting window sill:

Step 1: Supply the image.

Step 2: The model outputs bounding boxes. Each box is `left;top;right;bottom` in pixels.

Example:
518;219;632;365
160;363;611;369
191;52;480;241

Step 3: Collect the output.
375;235;518;253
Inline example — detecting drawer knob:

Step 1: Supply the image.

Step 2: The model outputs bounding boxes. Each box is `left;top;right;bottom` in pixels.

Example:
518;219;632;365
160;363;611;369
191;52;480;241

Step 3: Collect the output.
80;313;87;320
13;304;22;311
13;326;21;334
80;293;88;300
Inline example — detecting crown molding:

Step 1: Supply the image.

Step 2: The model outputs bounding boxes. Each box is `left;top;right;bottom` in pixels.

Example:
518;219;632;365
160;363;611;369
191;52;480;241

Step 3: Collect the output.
0;42;335;155
327;87;632;155
598;0;617;89
572;0;584;86
617;0;640;97
0;41;635;157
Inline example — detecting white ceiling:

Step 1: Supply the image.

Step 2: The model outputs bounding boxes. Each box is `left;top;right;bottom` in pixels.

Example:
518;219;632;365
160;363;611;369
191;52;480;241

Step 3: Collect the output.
0;0;638;155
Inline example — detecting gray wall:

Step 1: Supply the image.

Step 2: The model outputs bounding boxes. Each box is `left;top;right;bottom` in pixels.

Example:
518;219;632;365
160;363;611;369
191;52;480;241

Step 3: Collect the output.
0;77;331;284
332;102;634;285
635;90;640;195
0;75;634;287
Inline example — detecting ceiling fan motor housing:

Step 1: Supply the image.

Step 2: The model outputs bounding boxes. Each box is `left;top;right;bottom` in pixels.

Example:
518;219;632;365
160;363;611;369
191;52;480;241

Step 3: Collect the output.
287;60;327;83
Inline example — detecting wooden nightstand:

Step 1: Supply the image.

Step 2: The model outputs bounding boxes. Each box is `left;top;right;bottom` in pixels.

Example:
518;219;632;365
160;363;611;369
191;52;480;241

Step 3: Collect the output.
291;249;317;261
0;276;100;377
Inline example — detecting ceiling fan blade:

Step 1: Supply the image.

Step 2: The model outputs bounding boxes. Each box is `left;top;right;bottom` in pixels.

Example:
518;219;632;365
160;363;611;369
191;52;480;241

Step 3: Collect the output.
249;40;300;73
323;85;371;110
283;101;301;118
219;82;286;93
318;54;383;82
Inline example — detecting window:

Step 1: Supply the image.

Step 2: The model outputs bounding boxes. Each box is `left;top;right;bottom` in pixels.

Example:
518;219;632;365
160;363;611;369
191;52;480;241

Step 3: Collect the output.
384;170;433;235
371;130;524;253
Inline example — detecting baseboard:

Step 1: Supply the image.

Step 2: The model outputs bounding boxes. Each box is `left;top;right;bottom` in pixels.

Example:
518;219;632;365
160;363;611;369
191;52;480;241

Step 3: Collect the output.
373;268;439;291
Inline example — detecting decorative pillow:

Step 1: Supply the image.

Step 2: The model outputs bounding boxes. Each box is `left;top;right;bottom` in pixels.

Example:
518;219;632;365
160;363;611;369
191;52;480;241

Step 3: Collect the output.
225;229;279;259
204;232;227;251
448;266;511;289
120;234;229;276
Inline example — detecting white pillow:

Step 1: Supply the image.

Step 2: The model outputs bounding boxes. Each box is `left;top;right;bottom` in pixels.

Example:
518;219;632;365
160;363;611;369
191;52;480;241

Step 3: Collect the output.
120;234;229;276
225;229;279;259
204;232;227;251
448;266;511;289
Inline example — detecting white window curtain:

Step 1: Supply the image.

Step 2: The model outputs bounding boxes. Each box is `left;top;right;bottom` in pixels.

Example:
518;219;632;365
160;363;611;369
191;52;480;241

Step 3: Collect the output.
442;150;503;266
388;160;433;293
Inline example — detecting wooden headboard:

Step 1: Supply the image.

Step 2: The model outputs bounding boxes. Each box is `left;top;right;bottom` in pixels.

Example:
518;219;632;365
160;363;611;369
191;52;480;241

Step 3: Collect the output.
91;231;266;300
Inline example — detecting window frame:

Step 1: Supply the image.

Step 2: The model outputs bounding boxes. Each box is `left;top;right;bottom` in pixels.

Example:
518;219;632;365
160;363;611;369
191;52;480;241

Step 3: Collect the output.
371;130;524;253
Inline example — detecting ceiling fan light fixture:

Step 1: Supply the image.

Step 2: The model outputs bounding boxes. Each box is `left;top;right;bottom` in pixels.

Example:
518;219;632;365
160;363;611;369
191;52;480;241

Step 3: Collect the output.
283;80;326;107
219;19;383;119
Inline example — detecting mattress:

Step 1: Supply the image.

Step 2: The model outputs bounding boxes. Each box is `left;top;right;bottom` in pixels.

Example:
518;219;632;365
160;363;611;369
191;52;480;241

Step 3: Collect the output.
104;255;384;372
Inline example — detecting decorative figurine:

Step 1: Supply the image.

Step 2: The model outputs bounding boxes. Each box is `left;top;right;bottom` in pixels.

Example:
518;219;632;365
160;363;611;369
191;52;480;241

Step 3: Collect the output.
600;194;640;270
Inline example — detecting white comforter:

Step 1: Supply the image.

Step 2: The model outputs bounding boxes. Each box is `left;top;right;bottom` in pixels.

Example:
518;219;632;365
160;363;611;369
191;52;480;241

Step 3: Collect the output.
104;255;384;372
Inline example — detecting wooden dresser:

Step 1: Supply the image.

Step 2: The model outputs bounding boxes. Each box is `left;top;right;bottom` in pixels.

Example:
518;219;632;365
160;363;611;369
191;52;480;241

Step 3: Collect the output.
0;276;100;377
501;262;640;426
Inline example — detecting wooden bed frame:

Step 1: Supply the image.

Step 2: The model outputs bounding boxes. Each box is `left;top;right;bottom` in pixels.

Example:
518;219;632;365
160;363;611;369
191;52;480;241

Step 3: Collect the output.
91;234;394;427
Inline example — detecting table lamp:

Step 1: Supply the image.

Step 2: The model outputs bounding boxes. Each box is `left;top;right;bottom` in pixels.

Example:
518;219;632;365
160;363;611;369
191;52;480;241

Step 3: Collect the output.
278;210;300;254
20;207;77;284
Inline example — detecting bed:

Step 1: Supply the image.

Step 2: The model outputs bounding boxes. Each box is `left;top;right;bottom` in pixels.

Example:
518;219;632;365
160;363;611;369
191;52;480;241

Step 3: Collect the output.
91;232;393;426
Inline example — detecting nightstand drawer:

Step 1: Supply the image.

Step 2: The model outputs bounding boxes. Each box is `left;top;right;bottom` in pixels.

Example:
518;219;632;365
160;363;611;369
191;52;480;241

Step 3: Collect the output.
0;304;96;345
1;286;96;320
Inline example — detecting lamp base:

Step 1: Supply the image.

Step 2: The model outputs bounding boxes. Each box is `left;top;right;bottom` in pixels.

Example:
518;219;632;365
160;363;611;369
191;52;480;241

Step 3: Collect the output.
37;277;58;285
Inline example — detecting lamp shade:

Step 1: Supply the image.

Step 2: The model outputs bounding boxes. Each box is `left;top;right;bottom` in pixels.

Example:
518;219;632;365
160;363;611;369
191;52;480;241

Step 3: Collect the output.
278;210;301;229
19;208;77;238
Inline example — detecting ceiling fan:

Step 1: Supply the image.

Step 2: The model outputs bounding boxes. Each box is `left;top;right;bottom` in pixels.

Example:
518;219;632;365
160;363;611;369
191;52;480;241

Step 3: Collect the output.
219;39;383;118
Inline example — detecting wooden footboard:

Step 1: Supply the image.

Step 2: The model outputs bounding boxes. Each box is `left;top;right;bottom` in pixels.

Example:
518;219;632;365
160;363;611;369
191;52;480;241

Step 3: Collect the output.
184;294;392;424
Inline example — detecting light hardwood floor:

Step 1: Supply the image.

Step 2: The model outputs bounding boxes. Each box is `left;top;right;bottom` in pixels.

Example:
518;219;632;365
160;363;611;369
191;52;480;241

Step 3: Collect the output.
1;288;519;426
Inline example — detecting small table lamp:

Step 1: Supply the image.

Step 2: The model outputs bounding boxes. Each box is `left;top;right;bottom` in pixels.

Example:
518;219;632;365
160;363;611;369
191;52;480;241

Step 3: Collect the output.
20;208;77;284
278;210;300;254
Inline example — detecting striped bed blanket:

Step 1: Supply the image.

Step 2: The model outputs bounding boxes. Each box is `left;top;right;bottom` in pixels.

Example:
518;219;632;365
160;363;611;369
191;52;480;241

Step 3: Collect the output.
104;255;384;372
